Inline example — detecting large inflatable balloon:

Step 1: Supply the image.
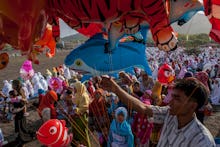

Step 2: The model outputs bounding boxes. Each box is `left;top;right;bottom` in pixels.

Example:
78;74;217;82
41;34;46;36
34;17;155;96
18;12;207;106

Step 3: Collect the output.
0;0;204;70
20;60;35;81
65;26;152;81
157;64;175;85
49;77;63;93
0;0;47;52
36;119;72;147
34;25;56;58
0;53;9;70
203;0;220;43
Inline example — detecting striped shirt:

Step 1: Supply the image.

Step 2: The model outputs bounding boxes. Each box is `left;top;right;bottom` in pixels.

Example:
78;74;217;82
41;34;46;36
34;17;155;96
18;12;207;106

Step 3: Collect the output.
151;106;216;147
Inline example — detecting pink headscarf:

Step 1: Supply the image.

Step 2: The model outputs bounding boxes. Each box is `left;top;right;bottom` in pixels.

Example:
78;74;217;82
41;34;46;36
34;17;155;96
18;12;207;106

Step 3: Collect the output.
195;71;210;92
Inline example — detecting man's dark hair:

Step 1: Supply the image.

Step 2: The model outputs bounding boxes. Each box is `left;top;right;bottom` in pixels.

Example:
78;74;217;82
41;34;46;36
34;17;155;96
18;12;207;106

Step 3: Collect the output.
173;78;209;110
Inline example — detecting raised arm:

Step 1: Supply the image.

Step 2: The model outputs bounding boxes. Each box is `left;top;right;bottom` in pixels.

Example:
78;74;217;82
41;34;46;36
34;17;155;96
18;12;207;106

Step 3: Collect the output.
100;77;153;116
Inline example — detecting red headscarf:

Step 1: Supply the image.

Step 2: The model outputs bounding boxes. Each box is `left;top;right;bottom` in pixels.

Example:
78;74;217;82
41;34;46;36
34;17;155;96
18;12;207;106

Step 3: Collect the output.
89;89;107;117
38;90;58;119
195;71;210;93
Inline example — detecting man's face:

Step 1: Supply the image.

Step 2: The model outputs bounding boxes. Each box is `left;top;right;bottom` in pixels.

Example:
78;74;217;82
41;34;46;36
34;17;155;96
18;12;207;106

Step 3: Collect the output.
169;89;196;116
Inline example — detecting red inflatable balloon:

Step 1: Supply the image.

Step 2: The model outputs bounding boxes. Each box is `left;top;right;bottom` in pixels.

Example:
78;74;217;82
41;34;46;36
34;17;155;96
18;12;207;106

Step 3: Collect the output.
157;64;175;85
36;119;72;147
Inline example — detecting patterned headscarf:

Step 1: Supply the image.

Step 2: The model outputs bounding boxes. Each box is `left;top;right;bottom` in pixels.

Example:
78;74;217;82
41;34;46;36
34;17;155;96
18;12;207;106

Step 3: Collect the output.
195;71;209;92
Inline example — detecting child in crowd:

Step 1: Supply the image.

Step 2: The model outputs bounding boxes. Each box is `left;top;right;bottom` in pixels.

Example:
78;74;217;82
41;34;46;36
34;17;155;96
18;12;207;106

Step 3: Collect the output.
6;90;21;121
132;90;153;147
11;93;34;145
108;107;134;147
106;92;119;120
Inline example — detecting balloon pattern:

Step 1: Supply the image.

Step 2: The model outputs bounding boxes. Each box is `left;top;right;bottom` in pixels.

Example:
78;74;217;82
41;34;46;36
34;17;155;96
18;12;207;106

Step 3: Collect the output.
0;53;9;70
36;119;73;147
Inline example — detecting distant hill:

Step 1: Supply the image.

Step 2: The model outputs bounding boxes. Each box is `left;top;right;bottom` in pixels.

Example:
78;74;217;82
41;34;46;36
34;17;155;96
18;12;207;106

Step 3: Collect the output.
61;33;88;42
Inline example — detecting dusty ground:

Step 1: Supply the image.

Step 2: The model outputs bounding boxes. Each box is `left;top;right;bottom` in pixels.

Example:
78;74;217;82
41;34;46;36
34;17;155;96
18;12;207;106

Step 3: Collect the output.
0;50;71;88
1;105;220;147
0;50;220;146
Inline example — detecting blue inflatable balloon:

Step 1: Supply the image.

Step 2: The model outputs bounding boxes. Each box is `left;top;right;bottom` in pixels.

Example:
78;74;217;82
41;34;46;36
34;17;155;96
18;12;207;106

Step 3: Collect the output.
65;28;151;81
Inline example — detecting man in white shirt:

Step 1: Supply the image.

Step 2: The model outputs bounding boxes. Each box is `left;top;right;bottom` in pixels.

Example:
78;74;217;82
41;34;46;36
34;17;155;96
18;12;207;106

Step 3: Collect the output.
101;77;216;147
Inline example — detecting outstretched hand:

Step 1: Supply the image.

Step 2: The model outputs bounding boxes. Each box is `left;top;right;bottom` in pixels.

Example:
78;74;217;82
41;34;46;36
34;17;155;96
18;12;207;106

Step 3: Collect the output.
100;76;118;93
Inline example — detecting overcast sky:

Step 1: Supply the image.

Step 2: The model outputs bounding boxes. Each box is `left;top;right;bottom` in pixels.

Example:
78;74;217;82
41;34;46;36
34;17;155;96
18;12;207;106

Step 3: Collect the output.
60;10;210;38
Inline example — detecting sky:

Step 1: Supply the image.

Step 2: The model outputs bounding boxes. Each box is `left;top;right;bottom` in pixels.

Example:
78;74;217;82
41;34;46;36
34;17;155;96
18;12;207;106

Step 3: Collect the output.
59;10;209;38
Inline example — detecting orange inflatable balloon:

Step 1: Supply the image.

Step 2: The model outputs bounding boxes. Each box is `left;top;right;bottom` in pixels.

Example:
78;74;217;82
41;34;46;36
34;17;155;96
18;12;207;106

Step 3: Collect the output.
0;0;47;54
36;119;72;147
204;0;220;43
0;53;9;70
151;81;163;105
34;25;56;58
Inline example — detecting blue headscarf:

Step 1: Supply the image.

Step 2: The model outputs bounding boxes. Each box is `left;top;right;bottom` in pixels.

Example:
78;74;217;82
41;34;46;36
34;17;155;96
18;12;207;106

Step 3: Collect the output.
108;107;134;147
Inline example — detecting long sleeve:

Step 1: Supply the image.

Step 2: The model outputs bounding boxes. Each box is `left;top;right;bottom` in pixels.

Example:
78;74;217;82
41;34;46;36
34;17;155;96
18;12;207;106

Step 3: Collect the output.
107;131;113;147
127;132;134;147
75;95;89;114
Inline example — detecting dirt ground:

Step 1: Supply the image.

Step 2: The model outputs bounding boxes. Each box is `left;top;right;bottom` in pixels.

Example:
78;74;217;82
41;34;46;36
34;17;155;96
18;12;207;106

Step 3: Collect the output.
0;50;71;88
1;105;220;147
0;50;220;146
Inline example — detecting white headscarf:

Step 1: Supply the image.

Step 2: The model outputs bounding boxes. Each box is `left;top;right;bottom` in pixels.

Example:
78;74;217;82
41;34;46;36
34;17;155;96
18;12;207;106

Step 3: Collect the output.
2;80;12;97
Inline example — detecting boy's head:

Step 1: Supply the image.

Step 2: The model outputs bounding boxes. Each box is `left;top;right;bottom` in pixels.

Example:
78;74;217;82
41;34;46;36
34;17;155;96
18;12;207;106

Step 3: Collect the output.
9;90;16;98
169;78;208;116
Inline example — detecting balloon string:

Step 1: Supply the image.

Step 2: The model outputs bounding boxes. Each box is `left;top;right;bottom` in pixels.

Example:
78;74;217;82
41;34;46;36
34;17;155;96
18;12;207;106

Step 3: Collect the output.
57;102;88;141
90;100;110;141
57;102;99;146
77;111;100;146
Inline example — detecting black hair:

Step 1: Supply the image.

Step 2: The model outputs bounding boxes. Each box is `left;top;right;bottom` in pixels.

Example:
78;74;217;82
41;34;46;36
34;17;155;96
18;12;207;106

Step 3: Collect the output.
9;90;16;97
173;78;209;110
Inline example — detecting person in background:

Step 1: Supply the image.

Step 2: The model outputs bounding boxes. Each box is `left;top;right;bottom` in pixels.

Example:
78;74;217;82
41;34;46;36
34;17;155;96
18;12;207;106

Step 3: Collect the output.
138;71;154;92
11;93;34;146
132;81;144;98
6;90;21;122
38;90;58;122
72;81;90;147
195;71;210;124
12;80;29;116
132;90;153;147
2;80;12;98
87;81;96;97
108;107;134;147
89;89;109;146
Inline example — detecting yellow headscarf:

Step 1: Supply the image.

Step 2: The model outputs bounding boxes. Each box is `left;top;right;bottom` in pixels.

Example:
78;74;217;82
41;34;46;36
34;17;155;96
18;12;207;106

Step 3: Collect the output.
73;81;90;114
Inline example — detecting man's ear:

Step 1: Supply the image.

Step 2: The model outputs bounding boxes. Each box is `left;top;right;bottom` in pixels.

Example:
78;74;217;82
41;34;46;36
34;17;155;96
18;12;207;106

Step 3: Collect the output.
191;101;198;111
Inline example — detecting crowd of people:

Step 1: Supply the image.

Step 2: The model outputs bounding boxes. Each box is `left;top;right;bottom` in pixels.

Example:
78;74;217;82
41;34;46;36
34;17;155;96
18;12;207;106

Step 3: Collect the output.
0;46;219;147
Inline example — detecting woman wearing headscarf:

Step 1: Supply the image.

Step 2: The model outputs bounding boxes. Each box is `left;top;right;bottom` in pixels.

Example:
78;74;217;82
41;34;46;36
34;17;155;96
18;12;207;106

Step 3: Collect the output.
194;71;211;123
132;90;153;146
108;107;134;147
211;78;220;104
89;89;109;146
38;90;58;122
12;80;29;116
72;81;90;146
